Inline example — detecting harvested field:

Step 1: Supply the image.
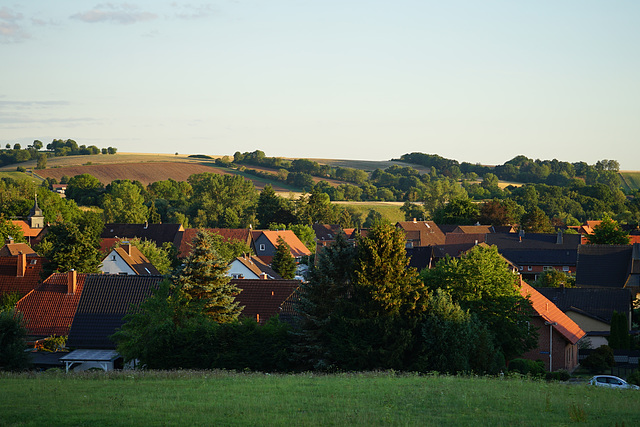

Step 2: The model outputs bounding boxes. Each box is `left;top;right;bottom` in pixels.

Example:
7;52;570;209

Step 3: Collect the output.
34;162;230;186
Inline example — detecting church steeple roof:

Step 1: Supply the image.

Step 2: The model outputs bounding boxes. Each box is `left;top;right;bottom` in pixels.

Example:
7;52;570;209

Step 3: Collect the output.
29;193;43;218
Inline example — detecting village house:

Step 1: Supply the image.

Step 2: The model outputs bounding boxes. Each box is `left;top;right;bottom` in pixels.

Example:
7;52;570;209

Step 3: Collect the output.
519;280;586;372
100;243;160;275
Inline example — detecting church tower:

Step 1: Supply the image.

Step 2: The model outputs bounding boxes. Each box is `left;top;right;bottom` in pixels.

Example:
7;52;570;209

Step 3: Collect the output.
28;194;45;229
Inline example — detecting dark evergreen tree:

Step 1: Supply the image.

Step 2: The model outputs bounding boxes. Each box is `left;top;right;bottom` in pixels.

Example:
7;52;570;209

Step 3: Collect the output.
608;311;630;350
171;229;242;322
271;237;296;280
148;200;161;224
0;309;31;371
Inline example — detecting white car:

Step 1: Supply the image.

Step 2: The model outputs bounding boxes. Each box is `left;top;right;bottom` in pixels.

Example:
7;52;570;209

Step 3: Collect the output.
589;375;639;390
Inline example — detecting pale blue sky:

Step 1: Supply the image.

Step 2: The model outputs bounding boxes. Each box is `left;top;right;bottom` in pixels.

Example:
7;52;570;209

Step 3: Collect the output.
2;1;639;168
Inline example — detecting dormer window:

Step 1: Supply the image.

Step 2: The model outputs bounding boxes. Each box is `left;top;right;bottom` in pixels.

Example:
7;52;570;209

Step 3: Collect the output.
259;244;266;252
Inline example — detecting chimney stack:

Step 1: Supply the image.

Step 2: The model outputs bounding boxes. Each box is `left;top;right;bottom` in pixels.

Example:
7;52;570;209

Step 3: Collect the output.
17;251;26;277
123;243;132;256
260;272;268;280
556;229;563;245
6;236;14;245
67;269;77;294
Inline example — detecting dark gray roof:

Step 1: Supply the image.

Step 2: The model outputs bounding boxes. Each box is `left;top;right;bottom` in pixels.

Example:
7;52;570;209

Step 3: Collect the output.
575;245;633;288
67;275;163;349
536;287;632;324
485;232;582;250
405;246;434;271
101;223;183;247
485;232;581;266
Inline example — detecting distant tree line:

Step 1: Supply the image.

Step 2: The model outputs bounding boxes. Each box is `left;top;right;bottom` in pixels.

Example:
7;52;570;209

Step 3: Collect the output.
0;139;117;167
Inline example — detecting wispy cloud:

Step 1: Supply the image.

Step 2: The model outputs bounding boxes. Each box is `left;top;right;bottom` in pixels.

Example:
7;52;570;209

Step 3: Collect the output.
71;3;157;25
171;3;218;20
0;7;31;43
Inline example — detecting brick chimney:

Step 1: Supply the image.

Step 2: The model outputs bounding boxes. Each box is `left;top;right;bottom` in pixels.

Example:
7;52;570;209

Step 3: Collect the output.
17;251;26;277
123;243;132;256
260;272;268;280
67;269;77;294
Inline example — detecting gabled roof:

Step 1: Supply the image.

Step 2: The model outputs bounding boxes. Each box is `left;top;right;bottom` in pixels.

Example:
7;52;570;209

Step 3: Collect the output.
485;232;581;266
231;279;300;324
0;242;37;257
536;287;631;324
444;233;486;246
16;272;87;338
312;224;343;241
485;232;581;250
232;255;282;280
575;244;633;288
67;274;164;349
101;223;184;247
252;230;311;258
405;246;434;271
396;220;445;246
520;280;585;344
177;228;252;258
450;225;494;234
0;255;46;297
103;245;160;275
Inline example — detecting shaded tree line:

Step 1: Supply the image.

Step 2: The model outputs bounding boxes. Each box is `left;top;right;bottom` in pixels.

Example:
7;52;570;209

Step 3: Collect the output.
1;139;117;167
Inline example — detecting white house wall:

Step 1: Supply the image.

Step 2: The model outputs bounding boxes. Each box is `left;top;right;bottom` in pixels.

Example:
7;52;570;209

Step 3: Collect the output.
100;252;136;275
227;261;260;279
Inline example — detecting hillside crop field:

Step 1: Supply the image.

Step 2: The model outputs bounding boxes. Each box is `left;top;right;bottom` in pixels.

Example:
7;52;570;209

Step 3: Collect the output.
620;171;640;192
1;370;638;426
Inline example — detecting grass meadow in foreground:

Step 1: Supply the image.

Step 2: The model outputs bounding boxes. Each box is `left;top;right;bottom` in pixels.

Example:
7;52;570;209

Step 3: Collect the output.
1;371;639;426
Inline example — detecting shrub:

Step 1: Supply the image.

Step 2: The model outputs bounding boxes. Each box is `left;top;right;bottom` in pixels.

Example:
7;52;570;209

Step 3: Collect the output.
627;370;640;386
545;370;570;381
508;358;545;377
16;166;26;172
581;345;615;373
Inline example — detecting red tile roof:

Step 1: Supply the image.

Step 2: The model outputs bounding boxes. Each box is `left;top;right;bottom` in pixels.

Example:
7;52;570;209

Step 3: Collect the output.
10;220;45;238
444;233;487;246
99;238;122;255
252;230;311;258
177;228;252;258
16;272;87;338
451;225;494;234
232;279;300;324
520;279;585;344
0;255;46;297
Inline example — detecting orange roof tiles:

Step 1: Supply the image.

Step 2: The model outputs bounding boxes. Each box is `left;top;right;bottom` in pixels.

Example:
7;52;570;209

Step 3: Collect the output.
0;242;37;257
16;272;87;338
10;220;45;238
0;255;46;297
253;230;311;258
520;279;585;344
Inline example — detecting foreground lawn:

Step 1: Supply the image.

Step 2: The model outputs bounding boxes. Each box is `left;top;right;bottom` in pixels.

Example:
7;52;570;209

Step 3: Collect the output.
1;371;639;426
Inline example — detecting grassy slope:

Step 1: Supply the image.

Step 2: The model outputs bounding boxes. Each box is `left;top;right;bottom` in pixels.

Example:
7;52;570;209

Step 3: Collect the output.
1;371;638;426
620;171;640;192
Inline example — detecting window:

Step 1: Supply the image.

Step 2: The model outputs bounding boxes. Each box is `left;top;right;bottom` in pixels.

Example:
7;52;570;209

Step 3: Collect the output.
527;266;532;271
519;266;523;271
259;244;265;251
543;266;552;271
563;266;570;272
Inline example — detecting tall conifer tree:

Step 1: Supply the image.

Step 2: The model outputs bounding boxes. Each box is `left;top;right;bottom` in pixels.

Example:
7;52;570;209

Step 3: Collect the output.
171;229;242;323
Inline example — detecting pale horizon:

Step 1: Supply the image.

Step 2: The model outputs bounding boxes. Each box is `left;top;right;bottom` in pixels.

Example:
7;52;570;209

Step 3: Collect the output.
2;1;639;169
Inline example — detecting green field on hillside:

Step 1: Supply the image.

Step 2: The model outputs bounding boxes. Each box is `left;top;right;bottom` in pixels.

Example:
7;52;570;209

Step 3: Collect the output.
620;172;640;192
1;370;638;426
334;202;405;224
0;171;42;184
